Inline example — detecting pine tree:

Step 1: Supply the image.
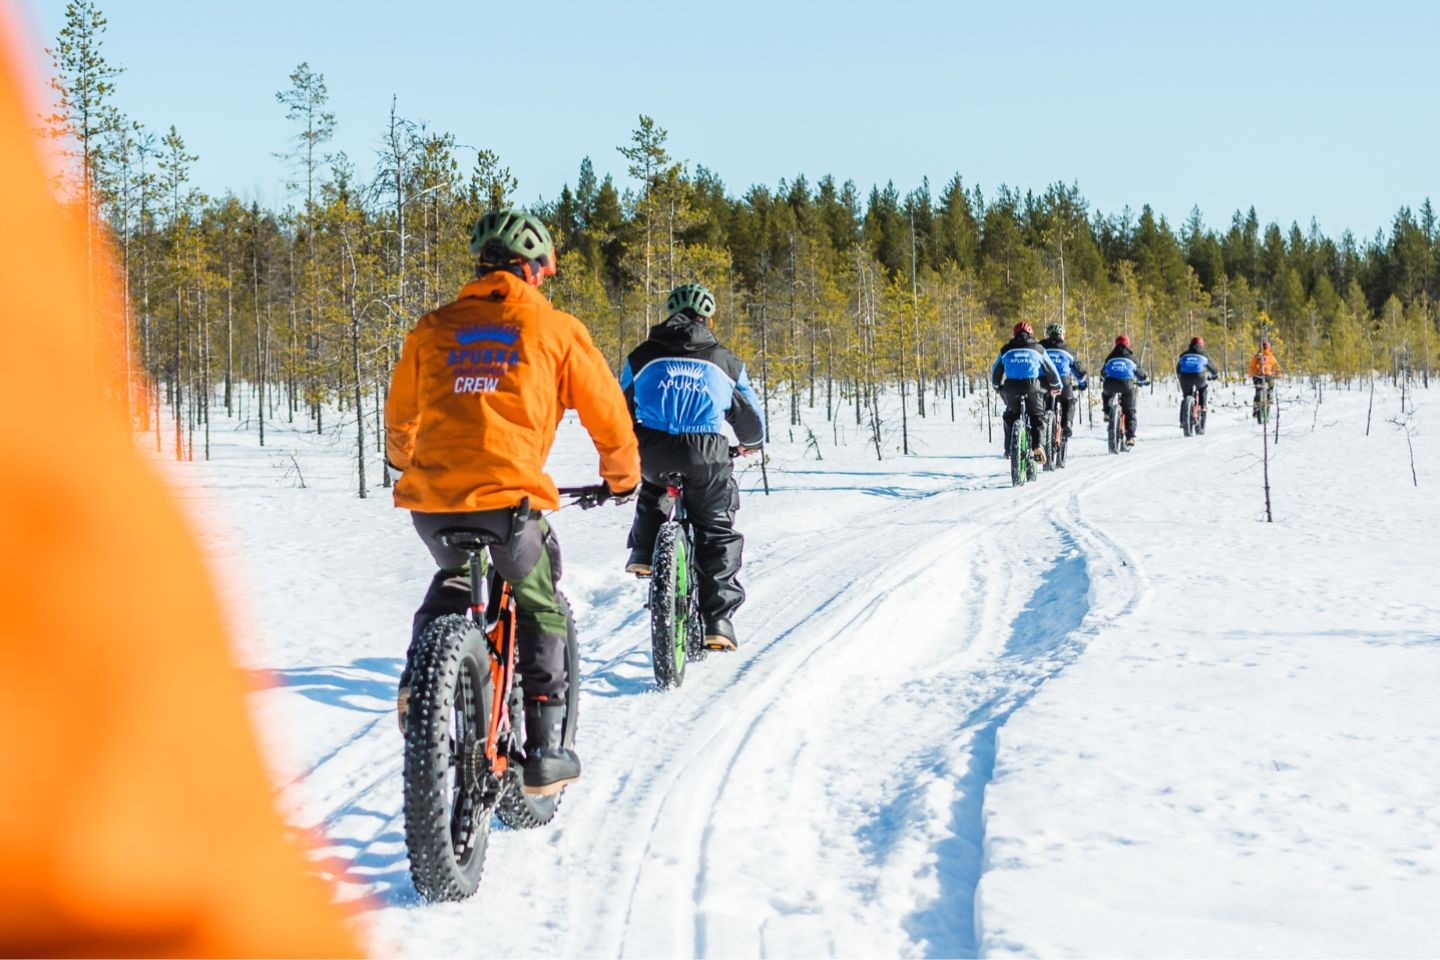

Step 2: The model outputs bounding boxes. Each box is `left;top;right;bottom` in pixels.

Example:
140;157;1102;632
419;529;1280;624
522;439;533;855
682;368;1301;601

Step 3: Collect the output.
617;115;672;339
276;62;335;431
46;1;122;264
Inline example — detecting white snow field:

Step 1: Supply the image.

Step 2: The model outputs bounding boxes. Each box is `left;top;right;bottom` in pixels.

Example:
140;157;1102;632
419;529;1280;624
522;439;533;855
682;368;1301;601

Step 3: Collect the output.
161;377;1440;959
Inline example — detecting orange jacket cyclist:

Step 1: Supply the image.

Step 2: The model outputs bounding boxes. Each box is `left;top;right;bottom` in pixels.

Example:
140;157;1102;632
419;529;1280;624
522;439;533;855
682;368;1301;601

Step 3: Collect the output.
385;209;640;795
1248;339;1282;421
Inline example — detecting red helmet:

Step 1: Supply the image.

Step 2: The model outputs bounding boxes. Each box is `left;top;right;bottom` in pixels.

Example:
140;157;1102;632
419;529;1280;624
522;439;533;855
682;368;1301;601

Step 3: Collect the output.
1191;336;1205;348
1115;335;1131;347
1013;322;1033;337
1261;339;1271;350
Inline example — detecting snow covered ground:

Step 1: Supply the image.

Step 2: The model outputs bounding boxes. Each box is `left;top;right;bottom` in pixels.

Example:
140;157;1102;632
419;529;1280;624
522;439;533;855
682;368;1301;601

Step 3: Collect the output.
159;377;1440;958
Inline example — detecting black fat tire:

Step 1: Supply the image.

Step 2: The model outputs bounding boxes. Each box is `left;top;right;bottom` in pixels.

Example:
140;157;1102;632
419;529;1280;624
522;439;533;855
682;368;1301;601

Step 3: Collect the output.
495;769;555;828
684;570;706;665
1106;398;1122;454
403;615;493;902
1009;419;1027;487
649;523;687;689
495;593;577;830
1181;396;1195;437
1041;409;1057;472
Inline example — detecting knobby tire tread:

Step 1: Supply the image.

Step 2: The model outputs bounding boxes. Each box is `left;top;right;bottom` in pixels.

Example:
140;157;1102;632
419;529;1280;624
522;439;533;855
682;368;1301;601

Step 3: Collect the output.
403;615;491;902
649;524;686;689
1009;420;1026;487
496;769;560;828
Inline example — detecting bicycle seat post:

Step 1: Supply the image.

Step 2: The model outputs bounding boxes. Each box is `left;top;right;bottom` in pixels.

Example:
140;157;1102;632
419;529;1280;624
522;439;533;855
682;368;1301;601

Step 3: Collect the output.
465;547;486;613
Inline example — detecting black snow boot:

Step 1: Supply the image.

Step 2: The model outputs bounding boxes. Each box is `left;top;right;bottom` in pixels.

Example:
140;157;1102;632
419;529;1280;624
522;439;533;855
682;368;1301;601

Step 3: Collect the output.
703;616;738;652
522;699;580;796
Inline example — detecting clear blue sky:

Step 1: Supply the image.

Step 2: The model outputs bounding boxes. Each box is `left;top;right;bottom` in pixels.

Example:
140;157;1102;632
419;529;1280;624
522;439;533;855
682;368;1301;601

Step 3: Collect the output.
20;0;1437;240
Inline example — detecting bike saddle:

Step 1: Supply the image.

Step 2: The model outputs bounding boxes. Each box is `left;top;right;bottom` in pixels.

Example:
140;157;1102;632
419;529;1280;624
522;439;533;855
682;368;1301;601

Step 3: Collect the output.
659;472;686;486
436;527;506;552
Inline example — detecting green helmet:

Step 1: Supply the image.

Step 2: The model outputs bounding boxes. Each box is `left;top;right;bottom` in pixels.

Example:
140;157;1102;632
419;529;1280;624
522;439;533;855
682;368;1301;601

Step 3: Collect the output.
468;209;557;276
665;283;717;319
1046;323;1064;339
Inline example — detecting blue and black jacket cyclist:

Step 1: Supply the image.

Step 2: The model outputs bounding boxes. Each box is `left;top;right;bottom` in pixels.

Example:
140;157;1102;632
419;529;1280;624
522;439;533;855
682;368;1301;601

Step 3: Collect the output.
1101;335;1150;444
1038;322;1088;440
620;283;765;651
991;321;1063;462
1175;336;1220;413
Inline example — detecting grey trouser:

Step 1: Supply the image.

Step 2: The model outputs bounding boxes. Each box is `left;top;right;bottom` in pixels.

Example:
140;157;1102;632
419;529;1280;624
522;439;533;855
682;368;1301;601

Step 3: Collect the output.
409;508;568;699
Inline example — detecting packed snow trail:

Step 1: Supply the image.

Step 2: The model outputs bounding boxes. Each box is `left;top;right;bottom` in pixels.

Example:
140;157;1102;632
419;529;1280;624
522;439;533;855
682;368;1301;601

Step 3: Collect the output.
974;387;1440;958
171;382;1440;957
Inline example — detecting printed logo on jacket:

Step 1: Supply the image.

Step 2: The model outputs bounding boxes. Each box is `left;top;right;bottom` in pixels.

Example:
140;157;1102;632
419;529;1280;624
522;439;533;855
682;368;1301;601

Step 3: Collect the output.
447;324;522;394
1001;348;1046;379
1046;349;1075;377
1103;357;1138;379
656;360;710;395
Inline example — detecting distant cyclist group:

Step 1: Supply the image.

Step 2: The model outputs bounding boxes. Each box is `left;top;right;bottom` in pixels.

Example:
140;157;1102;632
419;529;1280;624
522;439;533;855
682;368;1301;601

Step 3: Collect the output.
379;207;1284;900
990;321;1282;472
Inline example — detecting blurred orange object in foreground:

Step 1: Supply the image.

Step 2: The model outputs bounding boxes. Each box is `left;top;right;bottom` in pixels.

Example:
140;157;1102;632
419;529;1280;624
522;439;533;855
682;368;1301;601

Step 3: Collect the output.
0;6;360;957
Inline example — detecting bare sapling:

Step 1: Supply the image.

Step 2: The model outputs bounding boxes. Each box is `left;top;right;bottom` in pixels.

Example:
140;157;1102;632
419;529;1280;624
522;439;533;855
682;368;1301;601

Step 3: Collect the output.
985;385;993;444
1387;412;1420;487
1273;384;1281;445
804;425;823;461
1366;374;1375;436
281;452;307;489
1262;412;1274;522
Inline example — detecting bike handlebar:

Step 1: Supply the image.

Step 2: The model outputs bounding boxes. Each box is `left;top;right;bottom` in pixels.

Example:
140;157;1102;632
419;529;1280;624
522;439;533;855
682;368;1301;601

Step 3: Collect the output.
554;484;616;510
558;445;757;507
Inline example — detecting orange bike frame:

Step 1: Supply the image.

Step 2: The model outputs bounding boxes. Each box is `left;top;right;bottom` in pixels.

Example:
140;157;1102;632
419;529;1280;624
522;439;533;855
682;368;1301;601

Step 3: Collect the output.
480;582;517;776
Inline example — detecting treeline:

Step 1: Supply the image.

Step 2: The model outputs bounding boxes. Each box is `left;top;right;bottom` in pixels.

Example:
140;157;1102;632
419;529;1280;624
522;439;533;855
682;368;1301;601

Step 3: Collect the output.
47;1;1440;485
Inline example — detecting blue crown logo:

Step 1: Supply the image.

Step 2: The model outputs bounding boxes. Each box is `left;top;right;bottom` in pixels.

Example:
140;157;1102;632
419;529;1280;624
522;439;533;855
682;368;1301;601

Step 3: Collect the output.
456;325;520;346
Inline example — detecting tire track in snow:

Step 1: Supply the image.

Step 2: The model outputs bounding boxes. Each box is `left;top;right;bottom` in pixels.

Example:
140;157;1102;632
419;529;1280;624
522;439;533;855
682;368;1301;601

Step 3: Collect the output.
613;432;1239;958
607;442;1205;957
902;502;1144;958
551;467;1059;956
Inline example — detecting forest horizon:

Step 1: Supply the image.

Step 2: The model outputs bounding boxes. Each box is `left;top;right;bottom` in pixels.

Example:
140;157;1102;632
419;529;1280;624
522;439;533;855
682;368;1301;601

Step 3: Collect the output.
42;0;1440;492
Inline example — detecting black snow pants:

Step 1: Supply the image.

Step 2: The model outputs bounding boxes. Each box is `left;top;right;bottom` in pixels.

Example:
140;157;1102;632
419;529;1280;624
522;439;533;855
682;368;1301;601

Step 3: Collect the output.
1179;372;1209;409
1001;379;1046;453
1053;380;1079;438
1102;378;1139;440
407;507;570;700
627;427;744;625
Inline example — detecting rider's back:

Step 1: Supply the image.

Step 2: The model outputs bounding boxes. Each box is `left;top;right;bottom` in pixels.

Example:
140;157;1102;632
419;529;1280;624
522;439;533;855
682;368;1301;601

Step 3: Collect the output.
1040;334;1084;380
992;334;1061;386
1177;345;1217;376
1102;344;1146;381
386;270;638;512
1248;348;1280;378
622;315;764;447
